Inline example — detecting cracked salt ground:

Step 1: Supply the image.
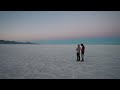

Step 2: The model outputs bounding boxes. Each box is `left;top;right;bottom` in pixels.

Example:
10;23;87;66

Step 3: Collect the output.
0;44;120;79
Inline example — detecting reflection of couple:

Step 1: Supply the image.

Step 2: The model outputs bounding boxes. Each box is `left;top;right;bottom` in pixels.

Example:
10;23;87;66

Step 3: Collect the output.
76;44;85;62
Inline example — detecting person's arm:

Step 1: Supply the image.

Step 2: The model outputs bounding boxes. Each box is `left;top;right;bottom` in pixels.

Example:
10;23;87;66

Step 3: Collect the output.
81;47;83;51
80;47;82;50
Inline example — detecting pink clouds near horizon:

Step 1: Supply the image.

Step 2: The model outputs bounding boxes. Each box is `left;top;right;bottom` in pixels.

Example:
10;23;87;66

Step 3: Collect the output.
0;11;120;41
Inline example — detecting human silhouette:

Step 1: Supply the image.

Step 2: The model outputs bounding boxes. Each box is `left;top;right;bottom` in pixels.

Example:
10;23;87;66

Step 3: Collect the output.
76;44;81;61
81;44;85;62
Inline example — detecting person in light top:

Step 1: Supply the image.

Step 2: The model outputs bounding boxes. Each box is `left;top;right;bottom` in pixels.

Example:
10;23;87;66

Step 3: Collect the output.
76;44;81;61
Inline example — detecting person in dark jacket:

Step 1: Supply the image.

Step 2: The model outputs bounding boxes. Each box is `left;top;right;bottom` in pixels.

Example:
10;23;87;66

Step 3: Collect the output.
81;44;85;62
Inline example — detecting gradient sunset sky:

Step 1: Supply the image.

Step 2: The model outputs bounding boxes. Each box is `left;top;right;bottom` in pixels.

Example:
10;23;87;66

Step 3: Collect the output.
0;11;120;44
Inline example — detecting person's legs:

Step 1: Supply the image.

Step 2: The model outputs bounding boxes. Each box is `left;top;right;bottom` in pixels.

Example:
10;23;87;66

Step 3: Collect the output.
77;53;80;61
77;53;78;61
81;54;84;61
78;53;80;61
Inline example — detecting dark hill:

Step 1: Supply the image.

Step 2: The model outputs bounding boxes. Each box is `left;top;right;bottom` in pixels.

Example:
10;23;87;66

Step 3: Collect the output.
0;40;35;44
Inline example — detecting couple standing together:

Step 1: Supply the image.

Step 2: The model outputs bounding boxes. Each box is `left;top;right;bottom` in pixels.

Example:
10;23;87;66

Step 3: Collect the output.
76;44;85;62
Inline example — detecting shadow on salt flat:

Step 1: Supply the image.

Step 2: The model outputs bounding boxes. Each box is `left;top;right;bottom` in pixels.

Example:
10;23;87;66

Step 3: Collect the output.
0;74;9;79
23;73;57;79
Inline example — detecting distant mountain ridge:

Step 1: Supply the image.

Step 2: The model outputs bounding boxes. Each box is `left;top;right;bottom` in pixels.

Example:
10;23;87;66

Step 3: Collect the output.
0;40;35;44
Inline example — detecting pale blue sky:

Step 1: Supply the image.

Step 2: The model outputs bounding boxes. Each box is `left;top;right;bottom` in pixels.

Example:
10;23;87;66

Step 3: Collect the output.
0;11;120;44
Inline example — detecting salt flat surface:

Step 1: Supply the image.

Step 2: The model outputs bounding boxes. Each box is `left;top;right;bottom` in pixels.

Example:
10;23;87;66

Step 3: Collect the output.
0;44;120;79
